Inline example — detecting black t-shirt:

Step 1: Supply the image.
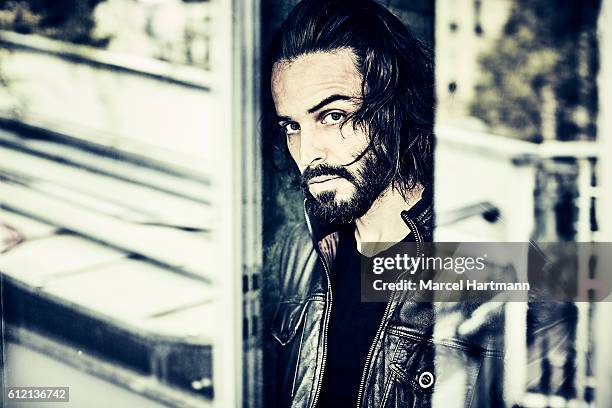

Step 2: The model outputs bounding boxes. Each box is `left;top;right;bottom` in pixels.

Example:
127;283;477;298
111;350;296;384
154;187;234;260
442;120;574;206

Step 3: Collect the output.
316;226;388;407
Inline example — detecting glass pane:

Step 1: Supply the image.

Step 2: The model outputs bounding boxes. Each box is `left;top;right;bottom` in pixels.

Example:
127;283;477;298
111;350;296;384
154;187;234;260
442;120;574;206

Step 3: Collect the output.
0;0;245;406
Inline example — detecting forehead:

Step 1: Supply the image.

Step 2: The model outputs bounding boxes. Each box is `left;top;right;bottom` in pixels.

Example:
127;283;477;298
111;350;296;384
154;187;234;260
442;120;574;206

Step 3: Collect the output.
271;48;362;116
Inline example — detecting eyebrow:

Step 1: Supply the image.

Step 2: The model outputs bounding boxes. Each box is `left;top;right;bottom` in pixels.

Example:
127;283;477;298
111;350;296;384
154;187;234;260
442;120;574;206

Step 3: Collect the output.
307;94;352;114
275;94;354;122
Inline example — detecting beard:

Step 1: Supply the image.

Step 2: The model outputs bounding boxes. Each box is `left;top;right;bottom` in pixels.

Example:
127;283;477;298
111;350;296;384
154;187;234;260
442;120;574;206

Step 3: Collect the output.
300;152;391;229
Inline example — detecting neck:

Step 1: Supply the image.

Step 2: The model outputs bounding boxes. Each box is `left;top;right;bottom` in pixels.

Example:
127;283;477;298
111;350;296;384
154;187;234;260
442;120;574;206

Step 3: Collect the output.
354;184;424;255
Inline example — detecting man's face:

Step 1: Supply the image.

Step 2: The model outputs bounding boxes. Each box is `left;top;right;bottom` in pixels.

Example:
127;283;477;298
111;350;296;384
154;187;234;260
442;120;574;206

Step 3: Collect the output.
271;48;390;226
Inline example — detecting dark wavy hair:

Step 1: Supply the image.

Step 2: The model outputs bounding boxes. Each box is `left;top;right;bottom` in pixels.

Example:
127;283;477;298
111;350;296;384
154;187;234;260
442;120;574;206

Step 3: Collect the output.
264;0;434;196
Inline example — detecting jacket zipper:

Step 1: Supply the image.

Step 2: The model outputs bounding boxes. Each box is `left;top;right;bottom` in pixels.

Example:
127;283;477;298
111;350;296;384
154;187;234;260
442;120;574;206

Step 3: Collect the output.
304;206;333;408
355;213;422;407
402;214;423;255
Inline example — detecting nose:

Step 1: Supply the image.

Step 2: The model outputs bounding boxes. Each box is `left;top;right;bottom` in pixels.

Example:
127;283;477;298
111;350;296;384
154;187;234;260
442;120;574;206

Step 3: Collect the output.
298;125;327;168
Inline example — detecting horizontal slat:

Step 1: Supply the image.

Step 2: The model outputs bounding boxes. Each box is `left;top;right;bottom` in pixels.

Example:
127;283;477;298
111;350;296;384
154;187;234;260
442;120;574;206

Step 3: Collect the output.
6;323;214;404
142;302;220;343
0;145;213;230
42;258;216;334
0;127;211;203
435;124;601;161
0;234;125;287
0;181;217;281
6;331;207;408
0;30;214;91
1;232;218;340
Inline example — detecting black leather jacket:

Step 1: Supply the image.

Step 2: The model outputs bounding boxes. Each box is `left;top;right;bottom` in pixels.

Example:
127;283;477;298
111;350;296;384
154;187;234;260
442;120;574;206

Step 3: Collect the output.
271;197;578;407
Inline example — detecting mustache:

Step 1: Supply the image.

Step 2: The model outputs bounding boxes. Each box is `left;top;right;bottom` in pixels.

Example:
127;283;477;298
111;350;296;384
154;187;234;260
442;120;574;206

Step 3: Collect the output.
300;164;356;189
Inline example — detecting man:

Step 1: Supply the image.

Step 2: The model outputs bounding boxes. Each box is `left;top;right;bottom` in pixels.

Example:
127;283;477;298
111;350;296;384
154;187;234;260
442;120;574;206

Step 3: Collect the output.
267;1;576;407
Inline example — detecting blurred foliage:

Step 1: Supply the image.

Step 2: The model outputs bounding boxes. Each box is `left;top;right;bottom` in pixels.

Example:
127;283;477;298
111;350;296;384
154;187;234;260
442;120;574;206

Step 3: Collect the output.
0;0;109;46
471;0;601;141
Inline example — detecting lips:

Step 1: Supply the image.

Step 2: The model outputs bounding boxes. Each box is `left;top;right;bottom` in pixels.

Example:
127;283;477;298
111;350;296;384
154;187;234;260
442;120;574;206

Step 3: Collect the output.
308;176;341;185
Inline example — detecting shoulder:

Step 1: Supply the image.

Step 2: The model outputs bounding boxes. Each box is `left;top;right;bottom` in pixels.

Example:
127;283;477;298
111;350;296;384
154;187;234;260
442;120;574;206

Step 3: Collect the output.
274;222;322;301
277;222;313;261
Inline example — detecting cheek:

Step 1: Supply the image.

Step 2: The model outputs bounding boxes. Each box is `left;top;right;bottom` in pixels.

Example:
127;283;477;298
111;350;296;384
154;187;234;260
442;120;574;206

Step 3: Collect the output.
331;125;369;160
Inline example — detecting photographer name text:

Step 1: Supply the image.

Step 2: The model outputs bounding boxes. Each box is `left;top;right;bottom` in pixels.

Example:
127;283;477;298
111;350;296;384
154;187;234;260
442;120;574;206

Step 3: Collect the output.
372;279;531;292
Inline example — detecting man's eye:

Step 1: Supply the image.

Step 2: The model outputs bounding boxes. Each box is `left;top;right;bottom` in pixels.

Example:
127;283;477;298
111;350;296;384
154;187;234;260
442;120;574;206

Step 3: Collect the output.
282;122;300;135
321;112;345;125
